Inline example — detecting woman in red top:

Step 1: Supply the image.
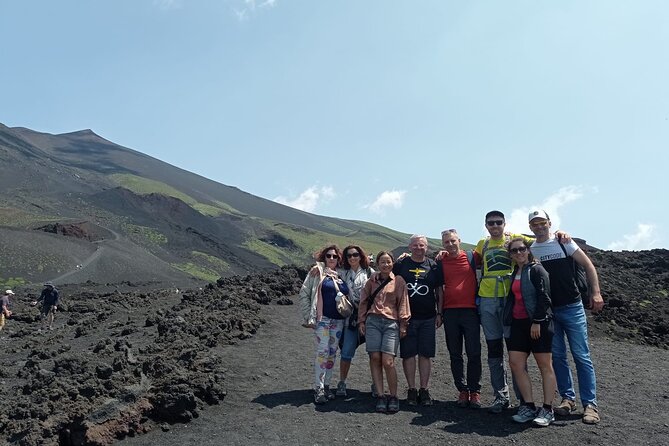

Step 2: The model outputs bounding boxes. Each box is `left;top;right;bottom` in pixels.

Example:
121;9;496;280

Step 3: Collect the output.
505;237;556;427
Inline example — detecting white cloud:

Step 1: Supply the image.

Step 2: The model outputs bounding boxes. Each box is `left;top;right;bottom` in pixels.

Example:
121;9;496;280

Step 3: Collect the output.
274;186;335;212
366;190;406;215
505;185;591;235
153;0;182;10
232;0;276;21
607;223;658;251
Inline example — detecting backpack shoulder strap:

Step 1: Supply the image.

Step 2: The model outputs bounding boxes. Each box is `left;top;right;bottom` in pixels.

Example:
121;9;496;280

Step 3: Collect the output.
465;250;476;273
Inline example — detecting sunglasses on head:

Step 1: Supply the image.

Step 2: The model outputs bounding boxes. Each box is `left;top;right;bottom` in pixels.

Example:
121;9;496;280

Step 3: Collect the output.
325;253;338;259
509;246;528;254
346;252;360;258
486;220;504;226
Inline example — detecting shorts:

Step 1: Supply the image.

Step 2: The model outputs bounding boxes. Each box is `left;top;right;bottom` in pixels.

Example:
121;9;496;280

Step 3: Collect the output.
399;316;436;359
41;304;54;317
365;314;400;356
340;324;362;361
507;318;554;354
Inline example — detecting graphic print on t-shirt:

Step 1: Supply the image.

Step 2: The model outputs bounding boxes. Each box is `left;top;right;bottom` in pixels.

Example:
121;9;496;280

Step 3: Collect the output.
485;248;512;273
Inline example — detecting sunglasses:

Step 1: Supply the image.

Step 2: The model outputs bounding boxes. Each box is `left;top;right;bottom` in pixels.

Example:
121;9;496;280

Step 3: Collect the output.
530;220;549;227
509;246;528;254
346;252;360;258
486;220;504;226
325;253;338;259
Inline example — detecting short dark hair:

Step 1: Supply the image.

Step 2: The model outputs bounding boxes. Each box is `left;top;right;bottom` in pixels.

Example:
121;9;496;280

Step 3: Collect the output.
485;210;505;221
376;251;395;264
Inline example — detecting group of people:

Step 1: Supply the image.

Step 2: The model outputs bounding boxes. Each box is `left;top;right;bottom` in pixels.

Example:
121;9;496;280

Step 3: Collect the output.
298;209;604;427
0;281;61;333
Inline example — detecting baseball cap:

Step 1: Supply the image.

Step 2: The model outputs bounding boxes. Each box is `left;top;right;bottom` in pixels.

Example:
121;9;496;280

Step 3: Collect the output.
528;210;550;222
44;281;54;287
5;289;14;295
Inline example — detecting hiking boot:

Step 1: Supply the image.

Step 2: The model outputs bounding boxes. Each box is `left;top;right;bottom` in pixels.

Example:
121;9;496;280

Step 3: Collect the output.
314;388;327;405
336;380;347;397
407;388;418;406
418;388;433;406
457;390;470;408
533;407;555;427
582;404;600;424
512;404;537;423
324;385;335;400
488;396;510;414
375;395;388;413
469;392;482;409
371;383;379;398
387;396;400;413
554;398;576;416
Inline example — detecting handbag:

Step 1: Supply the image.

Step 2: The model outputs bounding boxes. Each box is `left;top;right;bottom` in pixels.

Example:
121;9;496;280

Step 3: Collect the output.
333;279;354;318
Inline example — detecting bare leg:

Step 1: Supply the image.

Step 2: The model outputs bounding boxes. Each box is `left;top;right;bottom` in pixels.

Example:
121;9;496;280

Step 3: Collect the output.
370;352;384;396
382;353;398;396
418;356;432;389
509;351;533;403
340;359;351;381
533;352;556;406
402;356;416;389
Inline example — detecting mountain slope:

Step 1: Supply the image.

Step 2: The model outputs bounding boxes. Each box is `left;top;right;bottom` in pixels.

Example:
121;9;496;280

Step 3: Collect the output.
0;123;426;286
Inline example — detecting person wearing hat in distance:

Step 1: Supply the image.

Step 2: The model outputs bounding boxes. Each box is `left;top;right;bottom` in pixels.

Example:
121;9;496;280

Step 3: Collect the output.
32;281;60;330
528;210;603;425
1;289;14;332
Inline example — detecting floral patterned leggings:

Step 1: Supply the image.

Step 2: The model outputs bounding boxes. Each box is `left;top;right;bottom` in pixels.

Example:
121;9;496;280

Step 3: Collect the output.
313;316;344;390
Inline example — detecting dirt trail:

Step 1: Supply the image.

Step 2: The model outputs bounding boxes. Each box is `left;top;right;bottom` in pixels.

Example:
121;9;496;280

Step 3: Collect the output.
121;303;669;446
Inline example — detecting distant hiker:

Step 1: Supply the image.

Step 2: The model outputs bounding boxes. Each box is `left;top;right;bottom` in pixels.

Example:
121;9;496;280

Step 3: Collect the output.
335;245;374;398
1;289;14;332
298;245;350;405
528;210;603;425
504;237;557;427
358;251;410;414
32;281;60;330
473;210;570;414
393;234;443;406
436;229;482;409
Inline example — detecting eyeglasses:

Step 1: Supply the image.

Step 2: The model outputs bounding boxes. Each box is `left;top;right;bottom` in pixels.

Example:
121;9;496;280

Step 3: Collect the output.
530;220;549;227
509;246;528;254
346;252;360;258
325;254;338;259
486;220;504;226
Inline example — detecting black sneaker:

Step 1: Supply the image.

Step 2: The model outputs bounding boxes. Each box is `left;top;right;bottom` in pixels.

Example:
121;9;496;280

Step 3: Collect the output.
407;388;418;406
418;388;433;406
375;395;388;413
314;388;327;405
488;396;510;414
324;385;335;400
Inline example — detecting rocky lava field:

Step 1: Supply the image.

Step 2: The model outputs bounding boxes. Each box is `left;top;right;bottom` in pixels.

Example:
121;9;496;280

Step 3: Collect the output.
0;249;667;445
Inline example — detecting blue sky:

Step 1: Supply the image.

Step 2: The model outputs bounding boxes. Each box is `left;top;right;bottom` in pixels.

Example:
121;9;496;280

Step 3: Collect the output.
1;1;667;250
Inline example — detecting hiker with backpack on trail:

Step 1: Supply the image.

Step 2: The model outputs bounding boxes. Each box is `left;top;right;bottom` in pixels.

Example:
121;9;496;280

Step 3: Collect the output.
435;229;483;409
32;281;59;331
528;210;603;425
1;289;14;332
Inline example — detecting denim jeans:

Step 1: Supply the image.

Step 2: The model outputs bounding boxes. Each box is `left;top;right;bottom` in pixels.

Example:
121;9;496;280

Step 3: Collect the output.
552;301;597;407
340;324;361;362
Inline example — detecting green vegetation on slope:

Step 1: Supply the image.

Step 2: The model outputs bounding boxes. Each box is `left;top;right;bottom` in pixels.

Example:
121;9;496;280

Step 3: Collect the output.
122;223;168;245
171;251;230;282
110;173;197;205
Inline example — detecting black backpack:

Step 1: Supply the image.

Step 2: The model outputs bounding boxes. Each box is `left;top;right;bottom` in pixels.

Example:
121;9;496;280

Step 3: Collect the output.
558;243;592;309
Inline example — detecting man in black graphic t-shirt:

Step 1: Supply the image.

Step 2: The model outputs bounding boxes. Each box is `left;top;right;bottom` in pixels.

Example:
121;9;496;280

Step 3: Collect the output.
393;234;443;406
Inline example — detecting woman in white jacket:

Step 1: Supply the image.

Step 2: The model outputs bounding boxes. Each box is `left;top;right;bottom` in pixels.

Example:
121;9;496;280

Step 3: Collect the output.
299;244;350;404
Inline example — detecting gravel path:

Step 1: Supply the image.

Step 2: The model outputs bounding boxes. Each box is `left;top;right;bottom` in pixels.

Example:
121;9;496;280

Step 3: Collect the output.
121;302;669;446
